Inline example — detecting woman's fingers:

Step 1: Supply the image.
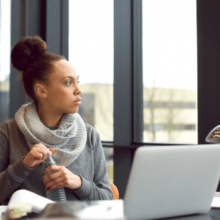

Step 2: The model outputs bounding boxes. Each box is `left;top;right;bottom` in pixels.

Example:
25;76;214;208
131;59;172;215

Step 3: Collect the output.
23;143;56;168
33;151;46;161
34;145;56;159
43;167;67;190
36;144;52;155
43;165;63;177
49;149;56;154
36;150;50;160
38;148;55;160
46;179;66;191
43;169;65;185
42;166;82;190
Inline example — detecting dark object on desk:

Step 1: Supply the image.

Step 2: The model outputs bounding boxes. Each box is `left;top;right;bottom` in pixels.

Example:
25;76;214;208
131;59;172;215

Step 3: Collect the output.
205;125;220;143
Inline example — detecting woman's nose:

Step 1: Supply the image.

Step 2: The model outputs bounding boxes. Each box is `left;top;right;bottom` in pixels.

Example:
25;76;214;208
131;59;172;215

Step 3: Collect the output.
75;85;82;95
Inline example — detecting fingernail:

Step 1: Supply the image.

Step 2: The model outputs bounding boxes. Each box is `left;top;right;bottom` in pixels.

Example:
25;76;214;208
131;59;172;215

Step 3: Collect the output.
46;187;50;190
42;172;44;176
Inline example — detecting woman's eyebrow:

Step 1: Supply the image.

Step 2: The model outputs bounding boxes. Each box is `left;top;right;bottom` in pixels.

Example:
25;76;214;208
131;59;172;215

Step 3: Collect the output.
62;75;79;80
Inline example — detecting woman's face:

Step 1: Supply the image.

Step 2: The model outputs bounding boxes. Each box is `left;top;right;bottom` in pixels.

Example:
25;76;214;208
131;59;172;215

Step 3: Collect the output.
44;59;82;114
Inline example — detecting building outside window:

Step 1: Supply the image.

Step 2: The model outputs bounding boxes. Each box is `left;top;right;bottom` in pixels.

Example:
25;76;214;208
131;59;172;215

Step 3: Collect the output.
142;0;197;144
68;0;114;182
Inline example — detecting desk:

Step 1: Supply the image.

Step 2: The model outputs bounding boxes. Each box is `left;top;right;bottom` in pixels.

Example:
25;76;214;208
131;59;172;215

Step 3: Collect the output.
30;208;220;220
153;209;220;220
2;202;220;220
27;209;220;220
33;208;220;220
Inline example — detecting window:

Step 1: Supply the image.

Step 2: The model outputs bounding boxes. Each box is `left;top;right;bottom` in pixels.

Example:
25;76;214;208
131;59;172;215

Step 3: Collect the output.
69;0;114;183
69;0;114;142
142;0;197;143
0;0;11;124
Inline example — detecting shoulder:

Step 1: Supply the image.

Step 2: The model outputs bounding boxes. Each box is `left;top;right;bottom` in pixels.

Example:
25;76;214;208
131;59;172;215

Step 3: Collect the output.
0;118;21;141
85;123;98;135
0;119;16;148
0;118;16;132
85;123;101;149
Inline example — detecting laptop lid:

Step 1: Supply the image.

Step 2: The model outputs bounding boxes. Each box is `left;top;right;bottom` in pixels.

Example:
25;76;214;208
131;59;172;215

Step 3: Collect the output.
124;145;220;220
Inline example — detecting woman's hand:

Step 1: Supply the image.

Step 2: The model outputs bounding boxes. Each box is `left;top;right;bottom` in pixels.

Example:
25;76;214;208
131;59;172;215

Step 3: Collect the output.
42;165;82;191
22;143;56;168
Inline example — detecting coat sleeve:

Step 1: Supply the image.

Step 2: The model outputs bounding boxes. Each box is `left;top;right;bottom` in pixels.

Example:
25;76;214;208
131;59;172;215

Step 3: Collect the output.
72;127;113;200
0;121;34;203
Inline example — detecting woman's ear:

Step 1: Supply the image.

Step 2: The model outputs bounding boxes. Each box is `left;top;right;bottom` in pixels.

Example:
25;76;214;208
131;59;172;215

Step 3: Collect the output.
34;82;48;99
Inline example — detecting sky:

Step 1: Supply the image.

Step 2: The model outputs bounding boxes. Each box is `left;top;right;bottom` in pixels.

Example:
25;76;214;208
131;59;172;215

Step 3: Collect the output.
0;0;197;90
142;0;197;89
69;0;197;89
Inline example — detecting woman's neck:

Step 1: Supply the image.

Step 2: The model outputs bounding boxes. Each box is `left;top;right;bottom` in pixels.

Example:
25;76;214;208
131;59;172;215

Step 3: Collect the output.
37;103;63;128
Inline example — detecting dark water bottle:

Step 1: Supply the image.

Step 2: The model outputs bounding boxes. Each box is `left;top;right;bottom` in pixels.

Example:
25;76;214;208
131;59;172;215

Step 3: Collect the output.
42;155;67;202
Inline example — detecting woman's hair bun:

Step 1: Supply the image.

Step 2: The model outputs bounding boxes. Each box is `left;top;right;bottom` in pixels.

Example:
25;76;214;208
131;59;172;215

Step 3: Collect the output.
11;35;48;71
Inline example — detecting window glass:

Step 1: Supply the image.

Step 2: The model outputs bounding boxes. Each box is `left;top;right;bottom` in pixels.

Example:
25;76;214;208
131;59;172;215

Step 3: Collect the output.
0;0;11;124
69;0;114;182
143;0;197;143
69;0;113;141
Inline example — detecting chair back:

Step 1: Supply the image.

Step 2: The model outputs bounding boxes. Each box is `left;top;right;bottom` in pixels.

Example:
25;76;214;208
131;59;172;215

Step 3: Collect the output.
110;183;119;200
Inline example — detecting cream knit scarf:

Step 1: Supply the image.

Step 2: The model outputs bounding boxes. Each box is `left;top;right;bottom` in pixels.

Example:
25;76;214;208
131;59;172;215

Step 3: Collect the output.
15;101;87;167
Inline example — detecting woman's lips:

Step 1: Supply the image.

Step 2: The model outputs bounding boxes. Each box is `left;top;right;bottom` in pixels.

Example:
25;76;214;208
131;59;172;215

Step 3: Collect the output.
74;99;81;106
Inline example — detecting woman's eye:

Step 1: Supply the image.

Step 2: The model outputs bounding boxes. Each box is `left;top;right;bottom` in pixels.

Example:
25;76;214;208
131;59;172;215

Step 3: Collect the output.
65;81;72;86
65;80;80;86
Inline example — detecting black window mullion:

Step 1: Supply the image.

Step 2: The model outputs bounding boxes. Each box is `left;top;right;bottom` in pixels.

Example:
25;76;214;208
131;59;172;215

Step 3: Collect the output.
132;0;143;143
46;0;68;59
61;0;69;60
197;0;220;145
197;0;220;191
114;0;133;146
10;0;23;118
46;0;62;55
114;0;134;199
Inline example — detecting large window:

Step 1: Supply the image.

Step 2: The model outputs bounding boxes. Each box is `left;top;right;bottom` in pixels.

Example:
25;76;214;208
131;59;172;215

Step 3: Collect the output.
142;0;197;143
69;0;114;142
69;0;114;183
0;0;11;124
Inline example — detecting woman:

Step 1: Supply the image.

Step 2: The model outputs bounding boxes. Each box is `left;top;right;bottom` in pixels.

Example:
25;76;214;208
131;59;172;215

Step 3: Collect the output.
0;36;113;204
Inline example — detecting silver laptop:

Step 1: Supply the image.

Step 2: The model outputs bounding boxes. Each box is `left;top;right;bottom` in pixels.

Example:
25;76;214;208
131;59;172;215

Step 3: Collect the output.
124;144;220;220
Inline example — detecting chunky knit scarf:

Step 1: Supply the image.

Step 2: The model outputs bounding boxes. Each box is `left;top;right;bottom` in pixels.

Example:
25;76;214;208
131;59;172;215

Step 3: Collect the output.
15;101;87;167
